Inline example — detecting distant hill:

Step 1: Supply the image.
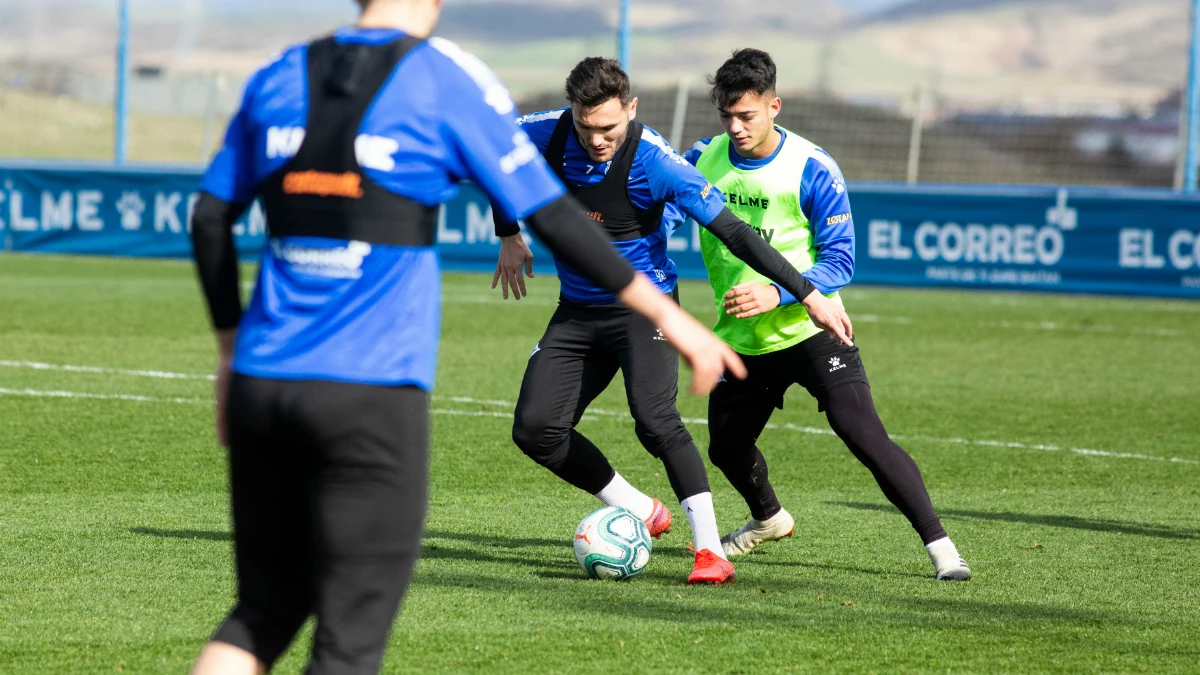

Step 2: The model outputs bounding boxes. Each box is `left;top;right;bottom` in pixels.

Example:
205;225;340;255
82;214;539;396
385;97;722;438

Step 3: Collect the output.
868;0;1022;22
858;0;1187;94
0;0;1188;109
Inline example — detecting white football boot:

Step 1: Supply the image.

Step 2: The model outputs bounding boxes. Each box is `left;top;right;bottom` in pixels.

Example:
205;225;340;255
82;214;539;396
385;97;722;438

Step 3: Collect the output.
926;537;971;581
720;509;795;557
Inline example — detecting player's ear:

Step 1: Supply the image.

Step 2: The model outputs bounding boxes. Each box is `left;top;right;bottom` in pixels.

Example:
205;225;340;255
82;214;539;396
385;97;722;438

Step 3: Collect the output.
627;96;639;121
769;95;781;121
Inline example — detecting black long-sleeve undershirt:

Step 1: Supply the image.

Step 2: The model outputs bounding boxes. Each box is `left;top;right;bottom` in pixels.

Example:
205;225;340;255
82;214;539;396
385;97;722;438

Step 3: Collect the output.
702;206;816;303
497;202;816;303
190;192;246;331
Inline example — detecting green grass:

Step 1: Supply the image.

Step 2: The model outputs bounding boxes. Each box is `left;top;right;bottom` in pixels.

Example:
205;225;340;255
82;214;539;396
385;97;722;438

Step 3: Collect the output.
0;253;1198;673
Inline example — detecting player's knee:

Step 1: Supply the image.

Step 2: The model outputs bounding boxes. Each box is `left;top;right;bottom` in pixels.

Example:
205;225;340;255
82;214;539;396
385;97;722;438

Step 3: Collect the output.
634;423;690;458
707;433;755;469
630;404;687;452
511;412;568;466
707;441;735;468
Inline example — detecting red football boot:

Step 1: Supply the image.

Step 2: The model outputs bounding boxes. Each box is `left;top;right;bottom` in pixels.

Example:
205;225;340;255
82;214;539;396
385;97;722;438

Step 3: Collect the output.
643;498;672;539
687;544;735;585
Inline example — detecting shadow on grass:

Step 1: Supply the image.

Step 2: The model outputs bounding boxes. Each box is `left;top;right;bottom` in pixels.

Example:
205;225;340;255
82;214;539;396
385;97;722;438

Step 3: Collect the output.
420;543;575;570
128;528;565;548
415;568;1122;630
423;529;561;549
831;502;1199;540
532;568;684;585
421;530;703;586
744;558;928;579
129;527;230;541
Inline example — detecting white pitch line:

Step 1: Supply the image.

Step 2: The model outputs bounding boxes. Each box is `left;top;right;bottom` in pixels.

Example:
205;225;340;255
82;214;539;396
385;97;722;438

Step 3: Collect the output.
855;314;913;325
983;320;1181;337
439;396;1199;466
0;362;1195;466
0;387;205;404
0;360;215;380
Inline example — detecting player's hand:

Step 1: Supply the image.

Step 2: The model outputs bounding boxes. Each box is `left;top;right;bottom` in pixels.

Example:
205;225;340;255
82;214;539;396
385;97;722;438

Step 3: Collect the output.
491;234;534;300
723;282;781;319
213;330;236;448
618;275;746;394
802;290;854;347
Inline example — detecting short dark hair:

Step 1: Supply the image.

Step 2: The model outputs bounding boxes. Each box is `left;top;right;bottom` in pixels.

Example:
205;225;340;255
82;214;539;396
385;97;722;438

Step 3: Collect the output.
565;57;632;108
707;48;777;109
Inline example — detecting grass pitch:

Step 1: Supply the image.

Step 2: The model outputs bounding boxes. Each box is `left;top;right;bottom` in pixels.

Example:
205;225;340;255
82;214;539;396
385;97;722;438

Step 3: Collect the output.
0;253;1197;673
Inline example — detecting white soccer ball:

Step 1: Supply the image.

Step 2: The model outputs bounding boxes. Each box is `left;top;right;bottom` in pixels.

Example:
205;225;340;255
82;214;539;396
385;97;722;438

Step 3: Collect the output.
573;506;652;580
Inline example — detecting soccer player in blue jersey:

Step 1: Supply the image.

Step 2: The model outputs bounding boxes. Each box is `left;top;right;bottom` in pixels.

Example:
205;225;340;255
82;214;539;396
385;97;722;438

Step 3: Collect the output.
683;49;970;581
489;58;853;585
186;2;749;673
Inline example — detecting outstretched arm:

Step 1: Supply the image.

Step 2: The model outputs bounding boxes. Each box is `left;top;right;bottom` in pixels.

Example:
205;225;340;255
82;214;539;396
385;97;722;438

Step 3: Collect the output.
489;198;535;300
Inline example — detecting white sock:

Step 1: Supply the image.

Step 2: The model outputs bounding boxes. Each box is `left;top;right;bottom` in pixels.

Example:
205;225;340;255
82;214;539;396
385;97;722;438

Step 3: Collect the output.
595;472;654;520
925;536;963;569
681;492;727;560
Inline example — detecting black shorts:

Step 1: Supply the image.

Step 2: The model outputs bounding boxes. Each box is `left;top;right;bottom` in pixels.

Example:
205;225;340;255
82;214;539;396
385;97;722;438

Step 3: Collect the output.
513;289;693;462
214;374;428;674
715;332;868;414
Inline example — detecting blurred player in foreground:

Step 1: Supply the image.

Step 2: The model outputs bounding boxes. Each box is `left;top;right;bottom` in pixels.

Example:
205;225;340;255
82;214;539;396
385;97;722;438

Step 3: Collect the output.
187;1;746;673
684;49;971;581
490;58;853;585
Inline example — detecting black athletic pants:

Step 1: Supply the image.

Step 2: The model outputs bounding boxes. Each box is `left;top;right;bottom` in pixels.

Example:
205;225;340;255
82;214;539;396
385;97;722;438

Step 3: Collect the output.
511;294;710;501
707;333;948;545
213;374;428;675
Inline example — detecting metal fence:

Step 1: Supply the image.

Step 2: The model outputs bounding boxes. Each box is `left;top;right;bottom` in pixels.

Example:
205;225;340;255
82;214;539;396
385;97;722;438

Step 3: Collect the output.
520;85;1182;189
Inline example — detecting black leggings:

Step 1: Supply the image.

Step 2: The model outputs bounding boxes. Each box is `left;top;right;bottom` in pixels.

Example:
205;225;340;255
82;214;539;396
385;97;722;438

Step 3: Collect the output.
707;335;946;545
214;375;428;674
511;298;709;501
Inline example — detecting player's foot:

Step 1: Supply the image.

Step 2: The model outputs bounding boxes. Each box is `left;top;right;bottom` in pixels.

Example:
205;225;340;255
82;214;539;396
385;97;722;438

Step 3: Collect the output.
720;509;795;557
926;537;971;581
644;498;672;539
687;545;735;584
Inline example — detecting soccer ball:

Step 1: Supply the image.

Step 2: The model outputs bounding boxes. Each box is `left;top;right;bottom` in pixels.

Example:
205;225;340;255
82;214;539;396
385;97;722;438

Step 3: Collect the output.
573;506;652;580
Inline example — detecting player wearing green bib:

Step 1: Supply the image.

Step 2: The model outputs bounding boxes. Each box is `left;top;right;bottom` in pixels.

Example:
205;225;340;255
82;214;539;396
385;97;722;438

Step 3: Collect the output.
683;49;970;581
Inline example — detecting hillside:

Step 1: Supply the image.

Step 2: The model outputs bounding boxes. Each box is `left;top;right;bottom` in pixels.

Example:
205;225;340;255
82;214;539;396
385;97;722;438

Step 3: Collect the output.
862;0;1188;96
0;0;1189;107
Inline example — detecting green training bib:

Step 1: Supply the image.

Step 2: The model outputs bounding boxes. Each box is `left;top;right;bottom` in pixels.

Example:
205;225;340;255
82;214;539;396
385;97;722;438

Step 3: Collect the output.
696;130;842;355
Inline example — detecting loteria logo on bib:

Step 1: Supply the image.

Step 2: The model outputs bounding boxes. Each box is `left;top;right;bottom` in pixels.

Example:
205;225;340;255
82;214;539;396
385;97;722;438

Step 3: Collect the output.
282;171;364;199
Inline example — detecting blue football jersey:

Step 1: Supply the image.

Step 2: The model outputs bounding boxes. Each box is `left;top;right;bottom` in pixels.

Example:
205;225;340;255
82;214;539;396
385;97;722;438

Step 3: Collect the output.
516;108;726;305
201;28;565;389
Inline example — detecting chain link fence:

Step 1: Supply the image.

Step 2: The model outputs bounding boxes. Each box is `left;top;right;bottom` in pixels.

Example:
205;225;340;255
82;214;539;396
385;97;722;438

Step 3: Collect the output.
520;84;1182;188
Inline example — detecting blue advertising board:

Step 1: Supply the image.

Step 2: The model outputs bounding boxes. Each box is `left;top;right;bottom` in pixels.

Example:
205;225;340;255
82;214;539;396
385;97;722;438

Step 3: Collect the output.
2;161;1199;299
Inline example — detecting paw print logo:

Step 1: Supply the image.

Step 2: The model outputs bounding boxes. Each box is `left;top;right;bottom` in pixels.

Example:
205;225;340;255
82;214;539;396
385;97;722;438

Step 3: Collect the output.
832;177;845;194
116;192;146;231
829;357;841;368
